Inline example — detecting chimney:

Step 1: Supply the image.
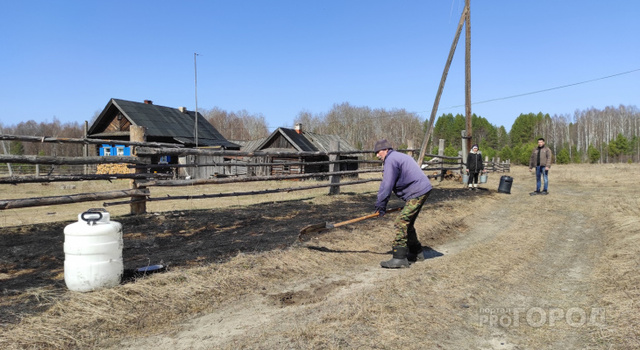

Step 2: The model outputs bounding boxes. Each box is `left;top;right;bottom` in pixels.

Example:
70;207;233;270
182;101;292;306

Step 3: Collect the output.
294;123;302;134
178;106;187;113
144;100;153;105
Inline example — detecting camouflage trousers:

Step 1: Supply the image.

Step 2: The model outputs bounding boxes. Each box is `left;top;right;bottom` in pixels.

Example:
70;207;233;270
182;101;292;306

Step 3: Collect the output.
392;191;430;248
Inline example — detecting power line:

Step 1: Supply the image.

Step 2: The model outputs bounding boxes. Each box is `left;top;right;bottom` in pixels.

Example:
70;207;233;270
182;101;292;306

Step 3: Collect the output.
444;68;640;110
251;67;640;130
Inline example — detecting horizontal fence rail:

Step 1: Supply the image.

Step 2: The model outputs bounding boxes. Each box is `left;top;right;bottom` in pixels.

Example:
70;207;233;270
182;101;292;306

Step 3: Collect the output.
103;179;380;207
0;173;171;184
127;159;383;169
0;155;150;165
0;134;183;148
0;189;149;210
0;134;507;214
135;169;381;187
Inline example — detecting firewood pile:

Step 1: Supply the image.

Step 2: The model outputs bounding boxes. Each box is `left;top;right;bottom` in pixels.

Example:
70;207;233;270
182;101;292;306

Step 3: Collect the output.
96;163;131;174
432;170;462;182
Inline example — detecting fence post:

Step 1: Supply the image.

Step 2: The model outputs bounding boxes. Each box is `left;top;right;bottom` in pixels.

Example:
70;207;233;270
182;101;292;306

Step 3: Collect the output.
83;121;89;175
130;125;147;215
437;139;445;181
461;131;468;174
407;140;414;160
1;136;13;176
328;140;340;195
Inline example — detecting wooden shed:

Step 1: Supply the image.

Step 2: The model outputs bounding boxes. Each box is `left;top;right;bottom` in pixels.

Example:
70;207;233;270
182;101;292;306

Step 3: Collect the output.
240;124;359;178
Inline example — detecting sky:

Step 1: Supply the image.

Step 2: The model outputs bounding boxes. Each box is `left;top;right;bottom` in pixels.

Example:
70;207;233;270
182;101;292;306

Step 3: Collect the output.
1;0;638;132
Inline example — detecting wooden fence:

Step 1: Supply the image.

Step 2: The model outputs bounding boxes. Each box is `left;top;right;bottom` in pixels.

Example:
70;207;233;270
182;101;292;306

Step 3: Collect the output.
0;134;509;214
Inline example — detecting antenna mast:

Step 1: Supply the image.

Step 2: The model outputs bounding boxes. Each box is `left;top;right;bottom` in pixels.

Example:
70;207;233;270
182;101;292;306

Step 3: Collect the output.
194;52;200;148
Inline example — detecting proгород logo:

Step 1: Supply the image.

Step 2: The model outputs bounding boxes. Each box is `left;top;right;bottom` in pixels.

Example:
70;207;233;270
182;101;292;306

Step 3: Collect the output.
478;307;605;328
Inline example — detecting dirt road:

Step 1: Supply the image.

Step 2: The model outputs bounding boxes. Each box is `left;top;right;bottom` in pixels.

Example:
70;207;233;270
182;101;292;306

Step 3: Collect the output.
114;166;635;349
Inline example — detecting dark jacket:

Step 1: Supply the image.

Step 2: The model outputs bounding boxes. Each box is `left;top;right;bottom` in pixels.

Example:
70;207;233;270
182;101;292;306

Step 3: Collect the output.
466;151;484;173
529;146;553;168
376;149;432;210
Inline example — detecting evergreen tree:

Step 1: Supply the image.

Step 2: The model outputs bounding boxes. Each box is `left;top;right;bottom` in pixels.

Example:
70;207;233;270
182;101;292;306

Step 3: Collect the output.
496;125;509;149
556;148;570;164
499;145;513;161
481;146;497;161
444;145;459;157
587;144;600;164
570;145;581;163
471;114;498;149
614;133;630;156
9;141;24;155
509;113;544;146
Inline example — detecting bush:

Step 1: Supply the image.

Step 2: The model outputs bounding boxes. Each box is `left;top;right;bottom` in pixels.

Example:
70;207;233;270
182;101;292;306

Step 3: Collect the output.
516;143;537;165
499;145;513;161
587;145;600;164
556;148;570;164
444;145;459;157
481;147;497;161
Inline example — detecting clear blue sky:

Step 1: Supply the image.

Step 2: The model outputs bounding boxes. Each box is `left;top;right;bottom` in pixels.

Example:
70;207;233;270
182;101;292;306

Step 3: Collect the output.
1;0;638;132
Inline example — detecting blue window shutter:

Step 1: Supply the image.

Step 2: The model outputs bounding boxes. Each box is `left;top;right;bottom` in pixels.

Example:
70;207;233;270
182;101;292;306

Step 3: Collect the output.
124;147;131;156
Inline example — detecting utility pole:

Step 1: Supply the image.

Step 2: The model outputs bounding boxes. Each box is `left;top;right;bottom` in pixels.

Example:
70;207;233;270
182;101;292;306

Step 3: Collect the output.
417;5;469;165
465;0;473;152
194;52;200;148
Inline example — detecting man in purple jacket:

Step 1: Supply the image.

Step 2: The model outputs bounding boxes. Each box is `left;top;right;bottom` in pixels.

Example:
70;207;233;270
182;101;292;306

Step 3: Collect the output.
374;139;432;268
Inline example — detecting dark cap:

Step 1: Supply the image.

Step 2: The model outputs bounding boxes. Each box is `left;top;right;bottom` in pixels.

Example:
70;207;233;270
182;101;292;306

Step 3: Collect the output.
472;144;479;149
374;139;393;153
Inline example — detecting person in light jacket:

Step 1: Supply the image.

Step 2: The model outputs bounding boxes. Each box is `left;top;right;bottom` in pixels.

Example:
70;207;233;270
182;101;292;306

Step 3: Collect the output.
465;144;484;190
529;137;553;195
374;139;432;269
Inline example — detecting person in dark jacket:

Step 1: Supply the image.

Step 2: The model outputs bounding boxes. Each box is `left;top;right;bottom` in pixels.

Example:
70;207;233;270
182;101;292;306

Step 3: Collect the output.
374;139;432;269
465;144;485;190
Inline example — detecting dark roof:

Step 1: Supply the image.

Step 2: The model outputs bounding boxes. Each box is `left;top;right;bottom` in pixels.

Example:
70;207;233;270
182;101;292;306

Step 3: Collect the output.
88;98;240;149
280;128;319;152
230;138;268;152
255;127;358;153
303;132;358;152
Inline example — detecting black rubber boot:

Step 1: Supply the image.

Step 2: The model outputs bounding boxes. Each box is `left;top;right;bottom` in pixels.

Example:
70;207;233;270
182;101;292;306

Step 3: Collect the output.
407;243;425;264
380;246;410;268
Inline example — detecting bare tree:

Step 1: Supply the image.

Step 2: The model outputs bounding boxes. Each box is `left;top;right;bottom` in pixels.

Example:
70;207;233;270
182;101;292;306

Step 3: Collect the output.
203;107;269;140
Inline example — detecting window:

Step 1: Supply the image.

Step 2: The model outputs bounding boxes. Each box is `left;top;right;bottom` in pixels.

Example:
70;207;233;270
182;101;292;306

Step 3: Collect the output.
116;147;124;156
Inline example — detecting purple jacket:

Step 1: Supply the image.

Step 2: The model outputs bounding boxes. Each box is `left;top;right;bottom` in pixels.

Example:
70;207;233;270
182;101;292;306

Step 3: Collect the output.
376;149;432;209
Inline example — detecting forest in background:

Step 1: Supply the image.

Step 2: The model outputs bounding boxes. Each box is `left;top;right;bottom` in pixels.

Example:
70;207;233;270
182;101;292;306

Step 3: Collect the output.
1;103;638;165
437;104;640;165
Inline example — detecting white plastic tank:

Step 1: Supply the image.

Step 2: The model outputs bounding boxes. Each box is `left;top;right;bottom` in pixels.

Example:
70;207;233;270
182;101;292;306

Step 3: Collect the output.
64;209;123;292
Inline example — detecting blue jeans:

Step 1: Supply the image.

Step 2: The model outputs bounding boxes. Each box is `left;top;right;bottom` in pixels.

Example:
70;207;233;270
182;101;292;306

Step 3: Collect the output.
535;166;548;191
